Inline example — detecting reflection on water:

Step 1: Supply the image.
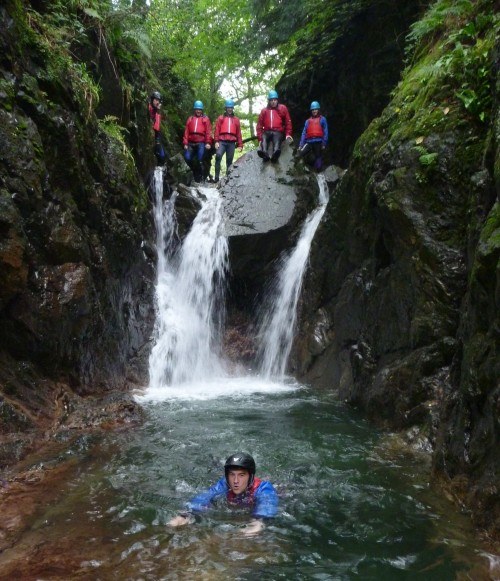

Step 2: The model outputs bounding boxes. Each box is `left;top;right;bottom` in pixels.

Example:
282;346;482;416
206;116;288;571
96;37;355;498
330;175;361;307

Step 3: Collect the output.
0;384;498;580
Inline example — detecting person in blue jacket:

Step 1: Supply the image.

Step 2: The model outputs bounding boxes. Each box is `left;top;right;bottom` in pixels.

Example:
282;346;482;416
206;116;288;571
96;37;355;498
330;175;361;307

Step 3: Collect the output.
298;101;329;171
168;452;278;536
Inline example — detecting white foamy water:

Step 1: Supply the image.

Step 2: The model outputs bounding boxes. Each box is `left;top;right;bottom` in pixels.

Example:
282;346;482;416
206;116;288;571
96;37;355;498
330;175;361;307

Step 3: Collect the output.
147;172;229;388
258;173;329;379
137;375;300;402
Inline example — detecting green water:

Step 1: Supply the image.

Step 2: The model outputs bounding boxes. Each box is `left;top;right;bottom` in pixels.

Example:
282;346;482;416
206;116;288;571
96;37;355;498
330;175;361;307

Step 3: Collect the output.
1;383;496;580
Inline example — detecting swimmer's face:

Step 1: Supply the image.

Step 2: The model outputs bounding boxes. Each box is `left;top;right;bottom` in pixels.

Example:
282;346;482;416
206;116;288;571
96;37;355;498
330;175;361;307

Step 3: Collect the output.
227;469;250;495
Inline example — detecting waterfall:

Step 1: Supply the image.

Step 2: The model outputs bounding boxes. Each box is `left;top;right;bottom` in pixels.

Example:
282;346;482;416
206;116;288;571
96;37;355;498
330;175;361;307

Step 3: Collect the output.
148;169;229;388
258;173;329;380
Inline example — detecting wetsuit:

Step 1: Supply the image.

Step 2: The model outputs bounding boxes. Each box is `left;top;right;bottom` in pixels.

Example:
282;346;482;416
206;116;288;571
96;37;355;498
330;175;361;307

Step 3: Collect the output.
186;476;278;518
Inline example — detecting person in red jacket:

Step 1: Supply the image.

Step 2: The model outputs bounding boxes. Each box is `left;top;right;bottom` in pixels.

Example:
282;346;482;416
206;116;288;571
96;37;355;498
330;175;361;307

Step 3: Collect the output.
148;91;165;166
213;99;243;182
256;90;293;162
183;100;212;183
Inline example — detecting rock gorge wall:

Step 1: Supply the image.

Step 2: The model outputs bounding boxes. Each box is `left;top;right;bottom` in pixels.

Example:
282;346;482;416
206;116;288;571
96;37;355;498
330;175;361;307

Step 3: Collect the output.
281;0;499;535
278;0;427;166
0;0;162;463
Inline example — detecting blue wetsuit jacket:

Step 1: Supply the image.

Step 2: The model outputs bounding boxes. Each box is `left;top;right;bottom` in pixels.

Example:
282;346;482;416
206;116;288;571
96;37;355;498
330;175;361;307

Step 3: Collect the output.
186;476;278;518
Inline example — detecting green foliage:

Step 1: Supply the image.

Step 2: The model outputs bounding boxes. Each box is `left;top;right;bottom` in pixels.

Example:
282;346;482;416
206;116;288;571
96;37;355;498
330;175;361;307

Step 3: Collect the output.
401;0;499;126
147;0;270;121
406;0;475;56
22;6;102;118
97;114;137;180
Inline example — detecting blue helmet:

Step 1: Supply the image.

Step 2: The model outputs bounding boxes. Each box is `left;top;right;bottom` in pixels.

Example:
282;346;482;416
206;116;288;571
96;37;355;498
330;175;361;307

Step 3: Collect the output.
225;99;235;108
193;100;204;110
310;101;320;110
268;90;278;100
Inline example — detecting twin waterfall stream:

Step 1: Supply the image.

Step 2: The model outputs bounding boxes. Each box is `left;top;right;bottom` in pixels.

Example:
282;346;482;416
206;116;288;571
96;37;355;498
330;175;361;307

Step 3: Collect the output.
146;167;328;394
0;169;494;579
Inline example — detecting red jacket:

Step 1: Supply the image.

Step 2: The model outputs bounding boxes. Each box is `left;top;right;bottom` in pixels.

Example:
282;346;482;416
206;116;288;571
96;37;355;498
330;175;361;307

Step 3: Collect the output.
257;104;292;141
148;103;161;133
183;115;212;145
214;114;243;147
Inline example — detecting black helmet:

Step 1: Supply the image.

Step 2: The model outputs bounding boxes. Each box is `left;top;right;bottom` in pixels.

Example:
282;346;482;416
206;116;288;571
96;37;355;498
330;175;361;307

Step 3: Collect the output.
151;91;162;102
224;452;256;485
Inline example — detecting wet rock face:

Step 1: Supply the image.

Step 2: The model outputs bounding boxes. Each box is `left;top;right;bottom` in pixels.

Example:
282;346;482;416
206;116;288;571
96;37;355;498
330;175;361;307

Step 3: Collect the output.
0;2;155;458
291;58;498;536
221;146;318;306
278;0;426;166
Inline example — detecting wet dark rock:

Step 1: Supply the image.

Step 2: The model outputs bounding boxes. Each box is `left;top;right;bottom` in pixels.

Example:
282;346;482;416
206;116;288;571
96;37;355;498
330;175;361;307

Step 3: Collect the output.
278;0;426;166
281;6;499;536
174;183;203;236
0;1;155;466
169;152;193;186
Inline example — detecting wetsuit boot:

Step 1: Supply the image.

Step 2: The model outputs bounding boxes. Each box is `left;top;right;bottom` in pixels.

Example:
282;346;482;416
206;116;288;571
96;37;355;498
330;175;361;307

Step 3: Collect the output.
271;149;281;162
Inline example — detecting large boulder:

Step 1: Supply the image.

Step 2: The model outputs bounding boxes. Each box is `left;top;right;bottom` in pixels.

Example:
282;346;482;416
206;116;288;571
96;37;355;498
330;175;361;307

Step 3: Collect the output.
221;145;318;305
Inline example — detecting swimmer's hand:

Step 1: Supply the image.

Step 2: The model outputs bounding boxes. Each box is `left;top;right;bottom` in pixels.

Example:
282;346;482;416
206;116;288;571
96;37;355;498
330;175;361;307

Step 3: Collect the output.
168;513;194;527
243;518;264;537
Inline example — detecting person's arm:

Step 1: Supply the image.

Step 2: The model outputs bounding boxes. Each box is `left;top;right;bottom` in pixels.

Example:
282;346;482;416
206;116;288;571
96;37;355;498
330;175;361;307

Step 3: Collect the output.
256;109;265;142
299;121;308;148
253;480;278;518
214;116;221;147
188;477;227;512
241;481;278;536
182;118;190;147
283;105;293;138
204;117;212;148
168;478;228;527
321;116;328;147
236;118;243;150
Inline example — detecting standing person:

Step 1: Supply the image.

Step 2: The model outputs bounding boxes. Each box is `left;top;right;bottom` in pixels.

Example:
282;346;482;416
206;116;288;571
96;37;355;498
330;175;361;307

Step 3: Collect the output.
148;91;166;166
168;452;278;536
213;99;243;183
298;101;329;172
183;100;212;183
256;90;293;162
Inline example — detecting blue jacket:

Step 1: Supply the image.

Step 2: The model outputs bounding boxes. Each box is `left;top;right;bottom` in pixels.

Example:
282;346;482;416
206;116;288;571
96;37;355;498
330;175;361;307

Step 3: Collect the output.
186;477;278;518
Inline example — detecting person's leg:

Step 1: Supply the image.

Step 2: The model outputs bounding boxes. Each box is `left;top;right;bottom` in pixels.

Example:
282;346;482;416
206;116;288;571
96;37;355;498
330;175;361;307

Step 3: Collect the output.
312;142;323;171
184;145;194;167
225;142;236;174
154;133;166;166
258;132;271;161
215;142;227;181
192;143;205;182
271;131;284;162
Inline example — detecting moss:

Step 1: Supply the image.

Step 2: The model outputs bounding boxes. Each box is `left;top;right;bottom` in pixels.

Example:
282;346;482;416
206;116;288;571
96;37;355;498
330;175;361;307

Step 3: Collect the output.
478;202;500;255
385;1;498;147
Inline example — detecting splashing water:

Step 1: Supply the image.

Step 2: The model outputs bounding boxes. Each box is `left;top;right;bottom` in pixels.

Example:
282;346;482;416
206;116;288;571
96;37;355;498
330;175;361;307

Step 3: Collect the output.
148;172;229;388
258;173;329;379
